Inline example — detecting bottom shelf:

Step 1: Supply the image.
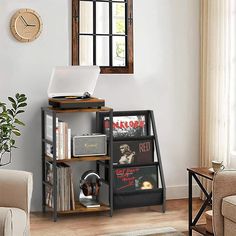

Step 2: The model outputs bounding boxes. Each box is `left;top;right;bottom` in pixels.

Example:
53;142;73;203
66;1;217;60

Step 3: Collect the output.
114;188;164;209
46;202;110;214
192;224;214;236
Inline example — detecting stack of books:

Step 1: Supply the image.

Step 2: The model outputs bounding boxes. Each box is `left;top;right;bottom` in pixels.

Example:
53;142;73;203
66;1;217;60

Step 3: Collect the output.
45;114;71;160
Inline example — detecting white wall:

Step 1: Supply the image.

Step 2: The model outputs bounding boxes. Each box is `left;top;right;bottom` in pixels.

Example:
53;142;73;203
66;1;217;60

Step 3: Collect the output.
0;0;200;211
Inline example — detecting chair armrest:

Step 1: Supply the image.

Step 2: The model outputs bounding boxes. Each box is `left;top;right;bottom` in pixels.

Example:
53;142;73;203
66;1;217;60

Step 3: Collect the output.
0;170;33;214
0;208;12;236
213;170;236;236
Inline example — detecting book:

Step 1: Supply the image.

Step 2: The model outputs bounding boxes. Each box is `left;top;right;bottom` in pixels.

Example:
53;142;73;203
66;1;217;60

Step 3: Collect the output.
68;128;71;159
45;114;53;141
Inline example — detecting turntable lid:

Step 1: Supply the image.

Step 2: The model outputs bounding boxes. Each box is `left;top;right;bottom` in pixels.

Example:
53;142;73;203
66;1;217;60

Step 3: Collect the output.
47;66;100;98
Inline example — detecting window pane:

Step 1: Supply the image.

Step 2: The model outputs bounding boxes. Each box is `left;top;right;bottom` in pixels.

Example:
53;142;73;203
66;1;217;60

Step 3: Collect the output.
113;3;125;17
113;36;126;66
80;1;93;34
97;36;109;66
113;3;125;35
96;2;109;34
79;36;93;65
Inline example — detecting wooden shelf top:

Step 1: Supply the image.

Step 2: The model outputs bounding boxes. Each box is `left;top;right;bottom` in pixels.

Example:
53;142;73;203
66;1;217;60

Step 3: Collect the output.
187;167;214;181
45;155;110;163
43;106;112;113
57;202;110;214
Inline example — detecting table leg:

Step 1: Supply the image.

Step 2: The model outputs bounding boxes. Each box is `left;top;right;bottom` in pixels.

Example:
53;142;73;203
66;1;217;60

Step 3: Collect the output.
189;171;192;236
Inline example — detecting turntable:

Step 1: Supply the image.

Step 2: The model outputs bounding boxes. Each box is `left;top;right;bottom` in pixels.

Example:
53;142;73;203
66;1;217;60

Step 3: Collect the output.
47;66;105;109
48;95;105;109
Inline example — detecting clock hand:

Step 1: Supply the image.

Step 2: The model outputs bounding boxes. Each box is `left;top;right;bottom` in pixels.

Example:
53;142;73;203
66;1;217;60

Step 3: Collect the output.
27;24;36;27
20;16;28;26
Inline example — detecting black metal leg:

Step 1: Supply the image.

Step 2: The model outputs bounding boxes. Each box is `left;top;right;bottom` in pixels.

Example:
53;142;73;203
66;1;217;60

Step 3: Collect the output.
193;192;212;226
188;171;192;236
109;109;113;217
188;170;213;235
41;109;46;213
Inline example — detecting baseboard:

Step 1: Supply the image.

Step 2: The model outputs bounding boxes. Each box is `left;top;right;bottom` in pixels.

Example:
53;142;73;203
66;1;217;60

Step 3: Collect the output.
166;184;200;200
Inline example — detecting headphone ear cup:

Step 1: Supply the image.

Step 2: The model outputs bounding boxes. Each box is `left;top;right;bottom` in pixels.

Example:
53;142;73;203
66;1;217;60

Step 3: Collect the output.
95;182;100;196
81;182;92;196
92;183;96;195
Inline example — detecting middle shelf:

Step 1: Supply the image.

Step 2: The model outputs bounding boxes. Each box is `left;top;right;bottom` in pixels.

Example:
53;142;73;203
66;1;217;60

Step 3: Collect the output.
45;155;111;163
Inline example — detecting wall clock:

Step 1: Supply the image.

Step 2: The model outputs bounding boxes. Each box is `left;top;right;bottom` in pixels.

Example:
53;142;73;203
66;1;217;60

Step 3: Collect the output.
10;9;43;42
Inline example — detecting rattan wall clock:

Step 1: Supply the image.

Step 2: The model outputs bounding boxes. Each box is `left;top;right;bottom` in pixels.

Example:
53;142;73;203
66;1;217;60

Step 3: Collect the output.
10;9;43;42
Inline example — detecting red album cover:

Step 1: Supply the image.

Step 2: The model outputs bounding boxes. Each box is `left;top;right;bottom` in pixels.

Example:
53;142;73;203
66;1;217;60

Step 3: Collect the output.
113;165;158;193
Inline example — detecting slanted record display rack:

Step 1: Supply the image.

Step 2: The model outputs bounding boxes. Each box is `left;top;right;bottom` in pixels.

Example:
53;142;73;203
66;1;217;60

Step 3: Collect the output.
96;110;166;212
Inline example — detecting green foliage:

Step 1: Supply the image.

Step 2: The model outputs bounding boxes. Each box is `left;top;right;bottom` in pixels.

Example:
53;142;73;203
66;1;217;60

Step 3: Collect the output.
116;41;125;58
0;94;27;159
115;4;124;17
116;19;125;34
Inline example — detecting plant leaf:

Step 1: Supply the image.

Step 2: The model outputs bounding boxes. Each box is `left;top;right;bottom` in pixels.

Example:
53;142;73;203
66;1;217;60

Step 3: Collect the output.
12;129;21;136
12;103;17;110
16;110;25;115
18;97;27;103
14;118;25;126
17;103;27;108
8;97;16;104
7;109;14;117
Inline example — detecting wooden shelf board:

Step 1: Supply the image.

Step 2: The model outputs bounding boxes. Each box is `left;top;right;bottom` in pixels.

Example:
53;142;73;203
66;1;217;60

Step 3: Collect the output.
191;224;214;236
45;155;110;162
47;106;112;113
46;202;110;214
187;167;214;181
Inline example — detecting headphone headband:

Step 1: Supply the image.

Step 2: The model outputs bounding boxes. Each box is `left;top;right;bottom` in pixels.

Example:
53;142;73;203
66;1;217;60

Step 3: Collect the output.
81;170;100;182
80;170;101;196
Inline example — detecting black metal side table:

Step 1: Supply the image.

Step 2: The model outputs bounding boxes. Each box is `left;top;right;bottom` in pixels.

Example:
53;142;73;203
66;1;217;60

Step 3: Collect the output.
187;167;214;236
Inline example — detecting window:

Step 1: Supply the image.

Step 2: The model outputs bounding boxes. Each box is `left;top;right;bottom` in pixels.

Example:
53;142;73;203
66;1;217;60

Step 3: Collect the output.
72;0;133;74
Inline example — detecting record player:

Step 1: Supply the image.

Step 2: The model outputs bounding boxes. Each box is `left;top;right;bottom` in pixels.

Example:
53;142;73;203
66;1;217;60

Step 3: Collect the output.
47;66;105;109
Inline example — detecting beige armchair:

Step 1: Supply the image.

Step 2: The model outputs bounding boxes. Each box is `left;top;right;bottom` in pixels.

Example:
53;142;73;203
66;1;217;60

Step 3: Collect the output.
213;170;236;236
0;170;33;236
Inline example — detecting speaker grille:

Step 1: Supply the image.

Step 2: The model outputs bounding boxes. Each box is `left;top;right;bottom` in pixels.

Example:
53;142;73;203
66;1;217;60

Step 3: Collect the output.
73;135;107;156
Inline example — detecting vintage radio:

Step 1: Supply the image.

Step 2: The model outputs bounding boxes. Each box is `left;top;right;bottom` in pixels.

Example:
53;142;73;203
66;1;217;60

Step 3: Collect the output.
72;134;107;157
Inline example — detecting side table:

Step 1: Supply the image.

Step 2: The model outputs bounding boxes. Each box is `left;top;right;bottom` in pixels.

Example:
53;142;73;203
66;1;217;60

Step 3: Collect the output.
187;167;214;236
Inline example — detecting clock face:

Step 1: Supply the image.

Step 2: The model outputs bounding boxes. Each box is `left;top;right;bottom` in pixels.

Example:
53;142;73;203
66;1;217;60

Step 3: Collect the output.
11;9;43;42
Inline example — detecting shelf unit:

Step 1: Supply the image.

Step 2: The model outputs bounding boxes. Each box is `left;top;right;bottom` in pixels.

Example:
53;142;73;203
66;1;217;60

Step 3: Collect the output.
41;106;113;221
96;110;166;212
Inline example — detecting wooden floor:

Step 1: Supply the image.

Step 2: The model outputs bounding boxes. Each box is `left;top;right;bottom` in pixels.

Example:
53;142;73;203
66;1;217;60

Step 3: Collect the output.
30;199;204;236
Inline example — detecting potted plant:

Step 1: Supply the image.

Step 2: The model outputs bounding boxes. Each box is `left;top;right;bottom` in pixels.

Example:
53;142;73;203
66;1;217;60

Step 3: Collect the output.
0;93;27;166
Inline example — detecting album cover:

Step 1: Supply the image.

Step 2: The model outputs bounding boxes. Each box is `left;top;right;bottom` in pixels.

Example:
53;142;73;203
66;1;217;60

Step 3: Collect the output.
103;115;148;138
113;165;158;194
113;138;154;165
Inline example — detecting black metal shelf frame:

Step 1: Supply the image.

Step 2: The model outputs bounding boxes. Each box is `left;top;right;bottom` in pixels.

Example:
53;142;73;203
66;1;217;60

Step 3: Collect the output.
41;107;113;221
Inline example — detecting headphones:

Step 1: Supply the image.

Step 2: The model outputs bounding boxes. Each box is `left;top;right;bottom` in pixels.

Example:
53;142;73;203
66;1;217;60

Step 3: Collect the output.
80;170;101;196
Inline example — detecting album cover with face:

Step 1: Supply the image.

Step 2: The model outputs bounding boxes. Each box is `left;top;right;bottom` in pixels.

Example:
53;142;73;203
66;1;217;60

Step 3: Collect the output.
113;138;154;165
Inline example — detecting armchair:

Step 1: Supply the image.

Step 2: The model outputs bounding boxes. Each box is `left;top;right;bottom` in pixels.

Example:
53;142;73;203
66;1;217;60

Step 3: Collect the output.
0;170;33;236
213;170;236;236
